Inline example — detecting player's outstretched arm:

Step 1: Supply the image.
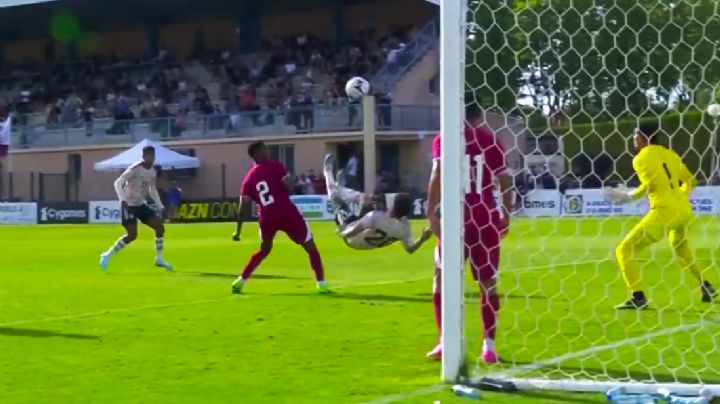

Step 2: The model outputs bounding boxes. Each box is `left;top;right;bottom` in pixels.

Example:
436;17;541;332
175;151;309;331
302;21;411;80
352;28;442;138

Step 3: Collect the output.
232;196;253;241
282;174;297;193
148;182;164;213
497;172;513;233
404;227;433;254
678;158;697;196
426;159;441;237
114;166;134;200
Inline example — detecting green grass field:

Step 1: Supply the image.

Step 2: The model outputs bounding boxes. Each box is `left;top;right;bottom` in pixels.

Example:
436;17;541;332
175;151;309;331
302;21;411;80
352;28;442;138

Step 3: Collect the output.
1;217;719;403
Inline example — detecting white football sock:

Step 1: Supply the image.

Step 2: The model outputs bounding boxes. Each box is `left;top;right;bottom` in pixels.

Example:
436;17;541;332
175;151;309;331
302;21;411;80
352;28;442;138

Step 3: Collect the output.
155;237;164;260
105;237;127;257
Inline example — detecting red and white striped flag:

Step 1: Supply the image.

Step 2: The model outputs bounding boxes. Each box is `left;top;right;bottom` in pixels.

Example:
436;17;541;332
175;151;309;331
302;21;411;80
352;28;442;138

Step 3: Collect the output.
0;116;11;158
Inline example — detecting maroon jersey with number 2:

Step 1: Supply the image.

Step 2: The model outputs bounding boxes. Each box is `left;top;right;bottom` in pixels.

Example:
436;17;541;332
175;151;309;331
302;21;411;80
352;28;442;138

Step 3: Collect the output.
241;160;311;244
431;126;507;281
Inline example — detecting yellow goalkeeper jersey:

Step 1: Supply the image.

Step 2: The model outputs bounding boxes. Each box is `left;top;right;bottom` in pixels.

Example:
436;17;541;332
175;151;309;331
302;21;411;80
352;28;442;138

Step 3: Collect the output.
632;144;694;210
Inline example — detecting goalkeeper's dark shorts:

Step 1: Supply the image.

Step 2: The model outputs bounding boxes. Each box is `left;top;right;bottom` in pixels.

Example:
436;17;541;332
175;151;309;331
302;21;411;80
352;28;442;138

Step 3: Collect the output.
122;203;158;226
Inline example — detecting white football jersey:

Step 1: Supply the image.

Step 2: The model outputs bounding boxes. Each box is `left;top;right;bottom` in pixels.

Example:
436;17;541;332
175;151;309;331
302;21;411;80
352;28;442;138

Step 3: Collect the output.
114;162;160;207
344;211;414;250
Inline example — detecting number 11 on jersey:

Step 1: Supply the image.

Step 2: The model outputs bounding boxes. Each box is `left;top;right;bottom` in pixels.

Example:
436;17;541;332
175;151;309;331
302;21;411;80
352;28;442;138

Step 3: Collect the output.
464;155;484;194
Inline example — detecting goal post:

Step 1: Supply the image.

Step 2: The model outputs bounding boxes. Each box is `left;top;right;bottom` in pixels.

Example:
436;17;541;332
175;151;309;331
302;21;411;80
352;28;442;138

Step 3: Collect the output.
439;0;467;383
440;0;720;396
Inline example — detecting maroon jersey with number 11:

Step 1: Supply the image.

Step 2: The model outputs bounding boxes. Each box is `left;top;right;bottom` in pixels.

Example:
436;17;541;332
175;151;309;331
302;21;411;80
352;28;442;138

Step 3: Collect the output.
432;125;507;281
240;161;311;244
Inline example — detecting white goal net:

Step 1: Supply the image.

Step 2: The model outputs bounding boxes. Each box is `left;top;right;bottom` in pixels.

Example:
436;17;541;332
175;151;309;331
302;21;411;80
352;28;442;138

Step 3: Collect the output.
440;0;720;396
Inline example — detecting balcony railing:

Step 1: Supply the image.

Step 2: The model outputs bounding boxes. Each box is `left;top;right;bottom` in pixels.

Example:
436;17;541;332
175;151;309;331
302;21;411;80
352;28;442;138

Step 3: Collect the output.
9;104;439;149
372;18;440;89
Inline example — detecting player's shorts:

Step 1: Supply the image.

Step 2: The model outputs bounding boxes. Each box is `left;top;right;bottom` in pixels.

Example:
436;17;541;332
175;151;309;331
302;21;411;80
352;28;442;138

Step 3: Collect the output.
259;211;312;245
622;206;694;248
434;208;501;283
122;203;157;226
334;210;359;228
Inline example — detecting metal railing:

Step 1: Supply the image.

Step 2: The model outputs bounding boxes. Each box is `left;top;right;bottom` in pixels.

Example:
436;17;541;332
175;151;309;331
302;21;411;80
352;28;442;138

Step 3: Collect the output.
372;18;440;89
10;104;439;149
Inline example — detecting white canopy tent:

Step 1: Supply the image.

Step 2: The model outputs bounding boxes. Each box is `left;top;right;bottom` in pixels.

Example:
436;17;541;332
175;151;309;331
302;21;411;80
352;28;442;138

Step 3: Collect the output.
94;139;200;171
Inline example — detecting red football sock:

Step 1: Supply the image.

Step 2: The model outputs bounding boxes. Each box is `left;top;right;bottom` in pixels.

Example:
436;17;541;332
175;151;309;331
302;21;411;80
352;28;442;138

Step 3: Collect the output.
481;294;500;340
241;250;269;280
433;290;442;335
308;249;325;282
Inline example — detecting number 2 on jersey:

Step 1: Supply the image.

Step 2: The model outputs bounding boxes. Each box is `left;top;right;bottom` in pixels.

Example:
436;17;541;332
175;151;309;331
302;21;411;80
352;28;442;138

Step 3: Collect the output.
464;155;484;194
256;181;275;206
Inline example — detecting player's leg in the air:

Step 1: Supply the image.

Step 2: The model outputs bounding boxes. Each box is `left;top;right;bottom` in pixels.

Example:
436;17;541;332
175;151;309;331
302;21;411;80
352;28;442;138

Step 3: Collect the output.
614;211;663;309
471;218;501;364
324;153;364;228
143;206;173;270
232;223;275;294
669;224;717;302
100;203;138;270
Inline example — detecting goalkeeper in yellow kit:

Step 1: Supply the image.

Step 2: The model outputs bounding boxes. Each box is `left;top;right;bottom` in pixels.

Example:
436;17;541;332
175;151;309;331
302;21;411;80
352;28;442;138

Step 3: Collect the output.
604;122;716;309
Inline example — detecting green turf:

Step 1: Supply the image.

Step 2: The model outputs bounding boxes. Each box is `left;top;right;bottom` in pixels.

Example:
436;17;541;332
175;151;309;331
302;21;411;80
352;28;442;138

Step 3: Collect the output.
1;218;719;403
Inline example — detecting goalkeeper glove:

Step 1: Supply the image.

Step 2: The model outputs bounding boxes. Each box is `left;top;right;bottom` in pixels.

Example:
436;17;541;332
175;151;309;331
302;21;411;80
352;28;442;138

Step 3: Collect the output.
602;185;634;205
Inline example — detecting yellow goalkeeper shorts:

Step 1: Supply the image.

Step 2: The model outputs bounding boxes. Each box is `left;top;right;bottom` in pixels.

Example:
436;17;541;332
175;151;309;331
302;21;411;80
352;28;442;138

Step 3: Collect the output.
623;206;694;247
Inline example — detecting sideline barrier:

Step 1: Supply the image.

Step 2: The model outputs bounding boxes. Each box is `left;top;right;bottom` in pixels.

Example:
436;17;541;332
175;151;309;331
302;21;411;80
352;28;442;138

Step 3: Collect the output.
3;187;718;225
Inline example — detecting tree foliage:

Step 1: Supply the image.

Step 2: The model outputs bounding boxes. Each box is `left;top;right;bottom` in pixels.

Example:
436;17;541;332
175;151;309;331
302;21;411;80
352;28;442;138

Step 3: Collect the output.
466;0;720;122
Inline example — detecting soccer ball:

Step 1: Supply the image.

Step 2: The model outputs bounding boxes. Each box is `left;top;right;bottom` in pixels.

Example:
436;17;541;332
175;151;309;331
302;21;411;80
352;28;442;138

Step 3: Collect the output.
345;77;371;100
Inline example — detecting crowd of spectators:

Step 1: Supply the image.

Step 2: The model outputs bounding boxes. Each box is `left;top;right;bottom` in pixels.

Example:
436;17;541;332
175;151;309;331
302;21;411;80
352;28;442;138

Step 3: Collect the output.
0;23;414;136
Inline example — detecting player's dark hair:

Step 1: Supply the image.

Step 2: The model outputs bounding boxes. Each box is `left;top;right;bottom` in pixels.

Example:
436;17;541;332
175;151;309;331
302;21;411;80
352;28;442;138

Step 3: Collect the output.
142;145;155;155
247;141;265;159
637;121;661;144
391;193;412;219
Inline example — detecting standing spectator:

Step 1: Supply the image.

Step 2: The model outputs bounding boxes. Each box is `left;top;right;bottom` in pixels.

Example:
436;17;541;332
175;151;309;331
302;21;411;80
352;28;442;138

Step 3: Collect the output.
376;91;392;128
83;105;95;137
298;92;314;131
168;181;183;221
345;153;359;190
107;94;134;134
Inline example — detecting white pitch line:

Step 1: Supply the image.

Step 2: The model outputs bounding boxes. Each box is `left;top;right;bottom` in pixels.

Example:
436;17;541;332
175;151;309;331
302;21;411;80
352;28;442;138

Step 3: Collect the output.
486;321;707;379
360;384;445;404
361;321;710;404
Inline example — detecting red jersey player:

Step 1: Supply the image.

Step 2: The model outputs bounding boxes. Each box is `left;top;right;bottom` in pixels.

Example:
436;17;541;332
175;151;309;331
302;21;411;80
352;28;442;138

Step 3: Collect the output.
426;103;513;363
231;141;330;294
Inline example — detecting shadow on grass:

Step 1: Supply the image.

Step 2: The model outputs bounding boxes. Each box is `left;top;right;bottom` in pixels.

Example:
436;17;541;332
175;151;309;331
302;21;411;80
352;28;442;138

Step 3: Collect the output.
0;327;100;340
274;292;430;303
415;292;554;301
512;390;601;403
188;272;300;280
329;292;430;303
496;362;720;386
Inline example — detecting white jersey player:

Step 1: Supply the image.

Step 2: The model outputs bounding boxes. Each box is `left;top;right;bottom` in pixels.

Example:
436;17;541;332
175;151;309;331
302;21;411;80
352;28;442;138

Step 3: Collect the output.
99;145;173;271
324;154;432;253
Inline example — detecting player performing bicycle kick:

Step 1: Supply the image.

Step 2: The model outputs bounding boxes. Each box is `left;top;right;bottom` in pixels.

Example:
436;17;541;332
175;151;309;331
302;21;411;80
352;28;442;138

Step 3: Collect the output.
323;154;433;253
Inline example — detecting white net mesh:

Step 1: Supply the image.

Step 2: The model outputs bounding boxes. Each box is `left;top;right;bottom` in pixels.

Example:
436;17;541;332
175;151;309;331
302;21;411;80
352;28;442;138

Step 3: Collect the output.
460;0;720;394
